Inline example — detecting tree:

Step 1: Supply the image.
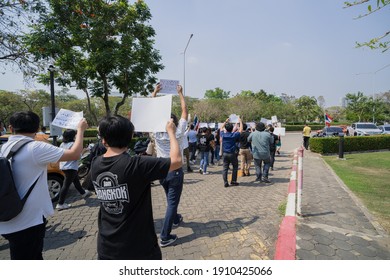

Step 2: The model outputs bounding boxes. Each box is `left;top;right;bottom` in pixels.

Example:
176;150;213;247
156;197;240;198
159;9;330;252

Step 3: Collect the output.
0;0;45;73
204;87;230;99
345;0;390;52
294;96;322;122
345;92;371;121
0;90;25;124
25;0;163;116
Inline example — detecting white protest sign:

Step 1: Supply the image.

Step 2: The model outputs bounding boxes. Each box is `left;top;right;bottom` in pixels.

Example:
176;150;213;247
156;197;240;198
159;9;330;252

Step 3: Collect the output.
199;122;208;128
274;127;286;136
218;123;224;129
260;118;269;124
271;116;278;123
51;109;83;130
208;123;216;129
247;122;256;129
131;94;172;132
159;79;179;94
229;114;239;123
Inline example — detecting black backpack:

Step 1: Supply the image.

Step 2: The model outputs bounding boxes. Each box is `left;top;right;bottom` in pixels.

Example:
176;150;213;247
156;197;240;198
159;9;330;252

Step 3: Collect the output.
0;140;40;222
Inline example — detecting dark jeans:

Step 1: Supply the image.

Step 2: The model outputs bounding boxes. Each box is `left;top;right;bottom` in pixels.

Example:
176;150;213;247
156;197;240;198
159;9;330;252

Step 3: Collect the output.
270;149;276;168
254;158;271;180
59;169;86;204
159;168;184;240
303;136;310;150
222;152;238;184
189;142;197;161
2;218;46;260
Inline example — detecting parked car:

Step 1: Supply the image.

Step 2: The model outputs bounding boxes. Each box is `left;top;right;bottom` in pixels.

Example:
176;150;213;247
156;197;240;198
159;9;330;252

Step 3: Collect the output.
314;126;344;137
346;122;382;136
0;134;64;202
378;124;390;134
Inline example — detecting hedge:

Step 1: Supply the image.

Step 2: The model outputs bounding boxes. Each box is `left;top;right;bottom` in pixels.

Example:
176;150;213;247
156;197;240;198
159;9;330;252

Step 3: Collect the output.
285;124;324;131
310;135;390;154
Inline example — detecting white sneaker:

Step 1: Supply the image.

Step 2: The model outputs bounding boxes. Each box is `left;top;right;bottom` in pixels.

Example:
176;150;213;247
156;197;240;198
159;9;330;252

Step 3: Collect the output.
56;203;71;210
82;190;91;198
203;172;209;175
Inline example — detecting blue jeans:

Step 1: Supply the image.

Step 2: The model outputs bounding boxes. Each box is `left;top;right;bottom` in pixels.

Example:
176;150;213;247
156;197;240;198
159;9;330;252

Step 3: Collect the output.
214;145;220;161
199;151;209;173
254;158;271;180
222;152;239;184
159;168;184;240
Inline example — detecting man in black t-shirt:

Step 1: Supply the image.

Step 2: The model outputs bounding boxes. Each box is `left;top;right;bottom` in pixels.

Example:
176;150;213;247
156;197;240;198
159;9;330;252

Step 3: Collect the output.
90;115;182;260
197;127;214;175
268;126;279;171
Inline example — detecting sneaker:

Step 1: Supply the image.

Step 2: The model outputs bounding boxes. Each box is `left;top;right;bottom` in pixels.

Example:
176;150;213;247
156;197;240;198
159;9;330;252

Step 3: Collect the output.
203;171;209;175
199;168;203;174
173;214;183;227
230;181;239;186
262;177;271;183
56;203;72;210
160;234;178;247
224;182;229;188
82;190;91;198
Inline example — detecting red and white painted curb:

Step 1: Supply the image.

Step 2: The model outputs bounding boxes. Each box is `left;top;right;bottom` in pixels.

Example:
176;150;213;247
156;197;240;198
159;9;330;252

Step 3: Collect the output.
274;147;304;260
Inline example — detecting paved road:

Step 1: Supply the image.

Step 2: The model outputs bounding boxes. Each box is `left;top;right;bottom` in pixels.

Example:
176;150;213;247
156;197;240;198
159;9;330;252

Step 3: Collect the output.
1;132;389;260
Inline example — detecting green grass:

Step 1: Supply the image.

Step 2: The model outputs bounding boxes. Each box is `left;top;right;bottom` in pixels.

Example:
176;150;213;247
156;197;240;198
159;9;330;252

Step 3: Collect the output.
323;151;390;233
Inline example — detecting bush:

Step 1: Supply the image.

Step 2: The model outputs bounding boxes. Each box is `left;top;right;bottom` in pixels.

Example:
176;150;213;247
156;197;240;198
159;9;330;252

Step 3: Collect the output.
310;135;390;154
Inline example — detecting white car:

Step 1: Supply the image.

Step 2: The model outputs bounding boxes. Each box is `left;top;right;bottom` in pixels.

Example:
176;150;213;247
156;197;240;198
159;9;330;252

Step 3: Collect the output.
347;122;382;136
378;124;390;134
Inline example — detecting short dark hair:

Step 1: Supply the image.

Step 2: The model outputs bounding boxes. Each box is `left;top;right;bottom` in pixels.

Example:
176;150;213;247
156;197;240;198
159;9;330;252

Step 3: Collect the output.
256;122;266;131
201;127;208;133
242;123;247;131
225;123;233;132
62;129;76;143
98;115;134;148
190;124;195;130
9;111;40;133
269;126;275;133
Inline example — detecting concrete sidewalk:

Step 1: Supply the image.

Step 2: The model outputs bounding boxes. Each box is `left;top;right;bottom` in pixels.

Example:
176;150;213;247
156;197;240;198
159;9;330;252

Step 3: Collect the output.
296;150;390;260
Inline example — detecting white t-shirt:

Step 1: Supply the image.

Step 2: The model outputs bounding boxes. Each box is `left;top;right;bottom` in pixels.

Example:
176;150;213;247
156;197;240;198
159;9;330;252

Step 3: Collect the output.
154;118;187;158
59;142;79;170
0;135;64;234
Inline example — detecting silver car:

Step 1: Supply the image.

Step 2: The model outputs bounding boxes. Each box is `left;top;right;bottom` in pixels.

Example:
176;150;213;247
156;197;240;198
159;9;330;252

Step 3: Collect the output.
378;125;390;134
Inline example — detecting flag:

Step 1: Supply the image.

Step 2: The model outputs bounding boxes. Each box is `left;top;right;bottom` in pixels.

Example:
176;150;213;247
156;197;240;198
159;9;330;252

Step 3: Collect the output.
193;114;200;130
325;113;333;127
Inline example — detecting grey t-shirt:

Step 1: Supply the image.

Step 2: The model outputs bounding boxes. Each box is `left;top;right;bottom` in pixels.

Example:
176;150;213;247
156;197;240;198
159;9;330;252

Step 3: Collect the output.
248;130;273;160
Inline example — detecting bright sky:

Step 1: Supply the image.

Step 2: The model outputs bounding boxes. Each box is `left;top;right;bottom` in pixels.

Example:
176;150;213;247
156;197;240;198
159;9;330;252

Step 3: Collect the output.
0;0;389;107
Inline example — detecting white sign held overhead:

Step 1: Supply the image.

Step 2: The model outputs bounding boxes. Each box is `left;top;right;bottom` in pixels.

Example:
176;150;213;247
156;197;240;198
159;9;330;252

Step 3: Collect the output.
159;79;179;94
51;109;83;130
131;94;172;132
274;127;286;136
271;116;278;123
229;114;239;123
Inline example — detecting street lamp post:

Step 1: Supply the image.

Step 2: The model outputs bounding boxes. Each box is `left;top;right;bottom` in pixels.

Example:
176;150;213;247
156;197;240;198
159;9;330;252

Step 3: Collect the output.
183;34;193;96
48;65;57;146
356;63;390;123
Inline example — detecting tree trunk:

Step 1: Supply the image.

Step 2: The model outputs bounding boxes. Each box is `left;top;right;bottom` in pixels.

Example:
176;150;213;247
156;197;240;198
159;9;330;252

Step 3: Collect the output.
82;88;98;125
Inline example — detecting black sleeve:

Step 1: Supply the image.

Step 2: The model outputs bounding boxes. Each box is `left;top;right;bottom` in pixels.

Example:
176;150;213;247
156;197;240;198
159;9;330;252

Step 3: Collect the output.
137;156;171;182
